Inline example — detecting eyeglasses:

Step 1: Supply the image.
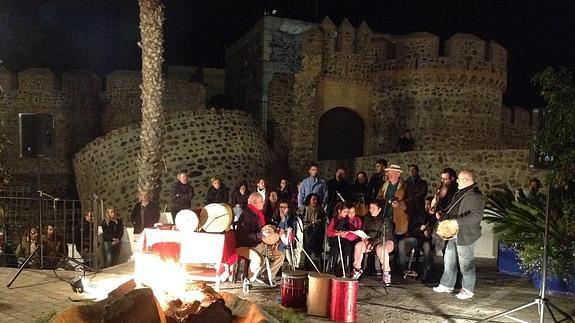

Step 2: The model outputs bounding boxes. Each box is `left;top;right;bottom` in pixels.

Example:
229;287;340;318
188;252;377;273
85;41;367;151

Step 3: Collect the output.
457;178;471;182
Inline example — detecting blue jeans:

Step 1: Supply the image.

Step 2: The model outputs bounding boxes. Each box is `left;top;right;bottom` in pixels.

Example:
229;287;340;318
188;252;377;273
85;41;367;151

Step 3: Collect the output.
440;239;476;292
103;241;121;268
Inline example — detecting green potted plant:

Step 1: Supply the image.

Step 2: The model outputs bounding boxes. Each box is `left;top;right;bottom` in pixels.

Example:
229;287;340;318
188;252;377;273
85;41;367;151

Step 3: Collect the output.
485;188;575;295
486;67;575;295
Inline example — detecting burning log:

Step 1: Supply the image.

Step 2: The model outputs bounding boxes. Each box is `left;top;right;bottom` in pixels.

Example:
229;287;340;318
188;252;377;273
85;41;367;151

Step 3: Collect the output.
101;287;166;323
164;283;232;323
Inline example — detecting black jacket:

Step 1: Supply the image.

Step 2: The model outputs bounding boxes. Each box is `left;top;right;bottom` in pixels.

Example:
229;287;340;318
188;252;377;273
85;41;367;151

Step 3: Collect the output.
235;207;264;248
172;182;194;212
446;185;484;246
204;186;229;205
102;219;124;242
367;173;385;202
363;213;394;244
406;176;428;216
130;201;160;234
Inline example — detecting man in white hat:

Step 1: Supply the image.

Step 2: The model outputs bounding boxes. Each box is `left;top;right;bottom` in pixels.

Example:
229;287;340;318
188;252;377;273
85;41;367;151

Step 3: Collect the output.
376;164;409;240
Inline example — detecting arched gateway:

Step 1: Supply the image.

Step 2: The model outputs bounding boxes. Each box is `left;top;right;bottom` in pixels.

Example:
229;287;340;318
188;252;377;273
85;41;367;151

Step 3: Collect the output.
318;107;364;161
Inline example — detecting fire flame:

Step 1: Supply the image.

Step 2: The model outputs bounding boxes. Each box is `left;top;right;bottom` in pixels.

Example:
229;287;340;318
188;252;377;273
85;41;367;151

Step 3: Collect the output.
134;251;189;308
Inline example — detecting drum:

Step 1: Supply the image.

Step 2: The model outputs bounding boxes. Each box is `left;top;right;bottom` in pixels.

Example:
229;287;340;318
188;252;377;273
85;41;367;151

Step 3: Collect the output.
436;219;458;240
149;241;181;263
199;203;234;232
329;277;358;323
307;273;333;317
281;270;308;310
261;224;280;245
175;209;199;233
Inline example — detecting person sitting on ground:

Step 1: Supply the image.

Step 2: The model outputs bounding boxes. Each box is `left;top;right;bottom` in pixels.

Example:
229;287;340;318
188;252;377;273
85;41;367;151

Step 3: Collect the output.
204;176;230;205
42;224;68;269
235;192;285;286
0;232;18;267
102;206;124;267
16;227;39;266
74;211;96;265
351;200;394;285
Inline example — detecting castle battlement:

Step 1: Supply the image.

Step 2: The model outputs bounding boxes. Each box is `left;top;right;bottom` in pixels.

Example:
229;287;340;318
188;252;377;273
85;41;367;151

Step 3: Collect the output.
308;18;507;86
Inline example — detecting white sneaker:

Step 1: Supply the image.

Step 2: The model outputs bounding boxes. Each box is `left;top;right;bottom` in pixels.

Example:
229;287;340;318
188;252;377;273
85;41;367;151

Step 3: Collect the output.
455;288;474;300
432;284;454;293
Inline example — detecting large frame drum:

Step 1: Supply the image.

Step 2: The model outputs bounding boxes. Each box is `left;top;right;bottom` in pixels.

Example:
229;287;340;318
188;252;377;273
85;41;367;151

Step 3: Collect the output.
281;270;308;310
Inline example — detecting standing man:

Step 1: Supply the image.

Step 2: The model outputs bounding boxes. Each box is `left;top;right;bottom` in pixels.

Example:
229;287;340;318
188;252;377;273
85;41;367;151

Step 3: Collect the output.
367;159;387;203
433;170;484;300
172;169;194;222
130;190;160;235
377;164;409;241
405;164;428;222
297;163;328;209
326;168;351;218
235;192;285;285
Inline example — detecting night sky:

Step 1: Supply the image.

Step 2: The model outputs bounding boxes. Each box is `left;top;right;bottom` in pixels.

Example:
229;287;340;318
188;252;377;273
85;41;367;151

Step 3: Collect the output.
1;0;574;107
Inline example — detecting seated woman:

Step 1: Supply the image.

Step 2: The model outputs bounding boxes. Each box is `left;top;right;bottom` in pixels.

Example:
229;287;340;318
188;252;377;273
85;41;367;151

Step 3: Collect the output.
270;200;297;266
102;206;124;267
42;224;68;269
344;204;363;243
15;227;39;267
326;202;351;277
204;177;230;205
297;193;327;269
352;200;394;285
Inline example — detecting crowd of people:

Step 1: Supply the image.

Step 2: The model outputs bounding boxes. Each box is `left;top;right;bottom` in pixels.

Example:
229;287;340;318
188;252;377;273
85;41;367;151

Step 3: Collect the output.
121;161;486;299
1;160;544;301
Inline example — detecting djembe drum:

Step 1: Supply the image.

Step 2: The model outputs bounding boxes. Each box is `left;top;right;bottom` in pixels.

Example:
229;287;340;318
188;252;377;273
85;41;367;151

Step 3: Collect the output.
281;270;308;310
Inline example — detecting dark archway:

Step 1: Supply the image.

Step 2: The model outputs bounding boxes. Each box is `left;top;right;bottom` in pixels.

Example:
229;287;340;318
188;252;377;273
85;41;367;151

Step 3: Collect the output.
318;107;364;161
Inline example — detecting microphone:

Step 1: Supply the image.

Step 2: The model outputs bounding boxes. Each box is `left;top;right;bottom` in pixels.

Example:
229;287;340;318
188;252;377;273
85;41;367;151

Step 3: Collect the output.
335;191;346;203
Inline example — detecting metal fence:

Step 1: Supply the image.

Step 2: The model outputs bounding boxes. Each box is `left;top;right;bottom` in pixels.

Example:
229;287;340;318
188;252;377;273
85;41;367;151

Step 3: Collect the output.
0;187;103;271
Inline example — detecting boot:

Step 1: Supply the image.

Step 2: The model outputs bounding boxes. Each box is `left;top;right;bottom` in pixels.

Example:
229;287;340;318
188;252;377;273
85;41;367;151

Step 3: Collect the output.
325;257;336;275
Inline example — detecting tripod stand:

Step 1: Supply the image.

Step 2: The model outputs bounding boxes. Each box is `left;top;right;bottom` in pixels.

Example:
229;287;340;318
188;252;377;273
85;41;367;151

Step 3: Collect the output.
478;182;574;323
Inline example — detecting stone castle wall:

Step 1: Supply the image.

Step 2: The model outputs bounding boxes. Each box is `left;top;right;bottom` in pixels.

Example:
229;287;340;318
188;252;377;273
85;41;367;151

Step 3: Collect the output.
316;149;544;196
74;109;272;221
0;67;209;197
0;68;101;196
242;17;535;176
102;70;206;134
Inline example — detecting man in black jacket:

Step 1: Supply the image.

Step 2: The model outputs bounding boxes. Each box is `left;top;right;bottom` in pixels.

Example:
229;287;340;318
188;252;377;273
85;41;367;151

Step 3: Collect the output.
367;159;387;203
236;192;285;285
130;191;160;235
432;170;484;300
171;170;194;222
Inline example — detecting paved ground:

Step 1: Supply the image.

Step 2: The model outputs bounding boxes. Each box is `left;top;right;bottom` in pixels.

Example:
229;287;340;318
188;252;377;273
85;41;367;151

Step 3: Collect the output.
0;258;573;322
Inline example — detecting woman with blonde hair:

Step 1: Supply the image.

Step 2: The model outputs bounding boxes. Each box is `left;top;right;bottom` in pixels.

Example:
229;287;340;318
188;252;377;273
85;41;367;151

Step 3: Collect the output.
102;206;124;267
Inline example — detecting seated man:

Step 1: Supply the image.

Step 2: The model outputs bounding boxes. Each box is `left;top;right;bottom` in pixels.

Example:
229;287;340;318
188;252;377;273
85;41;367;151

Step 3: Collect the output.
398;197;435;281
235;192;285;286
351;200;395;285
42;224;68;269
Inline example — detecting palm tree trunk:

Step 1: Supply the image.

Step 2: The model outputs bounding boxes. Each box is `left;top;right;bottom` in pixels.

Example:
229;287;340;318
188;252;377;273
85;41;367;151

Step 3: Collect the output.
137;0;165;199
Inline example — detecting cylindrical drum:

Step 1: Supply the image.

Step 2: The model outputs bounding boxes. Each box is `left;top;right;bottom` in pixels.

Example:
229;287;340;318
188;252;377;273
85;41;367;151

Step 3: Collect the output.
307;273;333;317
281;270;308;310
330;277;359;322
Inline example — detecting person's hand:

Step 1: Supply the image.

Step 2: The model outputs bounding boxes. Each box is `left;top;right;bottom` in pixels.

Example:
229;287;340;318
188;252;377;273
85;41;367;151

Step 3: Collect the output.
420;224;427;232
391;201;399;208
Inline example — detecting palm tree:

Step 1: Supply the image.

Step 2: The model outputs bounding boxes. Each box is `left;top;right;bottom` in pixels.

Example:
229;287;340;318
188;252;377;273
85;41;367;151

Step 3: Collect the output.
137;0;165;199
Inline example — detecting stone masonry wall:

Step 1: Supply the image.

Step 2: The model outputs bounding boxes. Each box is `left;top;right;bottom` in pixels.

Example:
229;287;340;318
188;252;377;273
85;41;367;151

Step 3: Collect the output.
102;71;206;134
74;109;272;222
0;68;100;196
316;149;544;196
